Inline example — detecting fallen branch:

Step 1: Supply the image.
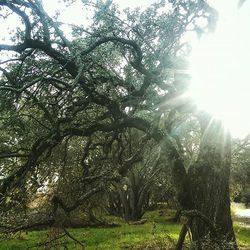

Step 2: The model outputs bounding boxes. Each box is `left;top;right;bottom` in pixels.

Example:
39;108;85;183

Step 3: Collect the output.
175;210;223;250
128;219;147;225
0;219;55;234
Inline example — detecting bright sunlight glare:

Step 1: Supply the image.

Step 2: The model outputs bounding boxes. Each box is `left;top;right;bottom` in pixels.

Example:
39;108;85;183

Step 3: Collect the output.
188;0;250;138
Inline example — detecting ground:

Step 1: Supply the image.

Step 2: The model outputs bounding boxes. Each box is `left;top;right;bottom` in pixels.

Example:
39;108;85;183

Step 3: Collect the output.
1;208;250;249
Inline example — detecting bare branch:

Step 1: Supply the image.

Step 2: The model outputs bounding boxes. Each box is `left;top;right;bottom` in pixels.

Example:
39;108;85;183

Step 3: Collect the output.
0;1;32;40
0;39;78;77
82;36;147;74
52;187;103;214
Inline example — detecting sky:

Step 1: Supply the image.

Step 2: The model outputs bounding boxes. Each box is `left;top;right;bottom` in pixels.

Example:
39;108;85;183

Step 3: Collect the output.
188;0;250;138
1;0;250;138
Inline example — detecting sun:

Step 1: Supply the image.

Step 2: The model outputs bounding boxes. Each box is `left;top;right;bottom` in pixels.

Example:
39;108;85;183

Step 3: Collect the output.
188;1;250;138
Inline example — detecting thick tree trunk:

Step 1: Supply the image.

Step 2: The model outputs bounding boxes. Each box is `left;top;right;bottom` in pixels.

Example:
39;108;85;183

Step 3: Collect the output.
171;158;194;222
161;112;237;248
187;114;236;247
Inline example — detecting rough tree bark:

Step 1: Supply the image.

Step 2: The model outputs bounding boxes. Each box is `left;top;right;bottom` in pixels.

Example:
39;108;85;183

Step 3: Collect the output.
157;111;236;248
187;112;236;247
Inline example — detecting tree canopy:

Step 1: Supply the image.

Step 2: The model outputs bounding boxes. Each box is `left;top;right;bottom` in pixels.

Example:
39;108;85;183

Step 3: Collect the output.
0;1;241;249
0;0;215;202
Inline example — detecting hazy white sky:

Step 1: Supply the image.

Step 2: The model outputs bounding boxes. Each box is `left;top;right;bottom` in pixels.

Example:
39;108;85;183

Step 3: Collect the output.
189;0;250;138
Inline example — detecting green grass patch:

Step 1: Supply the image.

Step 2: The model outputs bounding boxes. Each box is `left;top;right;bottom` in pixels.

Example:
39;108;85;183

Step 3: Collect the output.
234;225;250;249
1;209;250;249
0;223;180;250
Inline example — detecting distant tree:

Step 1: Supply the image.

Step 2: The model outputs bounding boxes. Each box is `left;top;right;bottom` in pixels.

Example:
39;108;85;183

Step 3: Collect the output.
105;129;166;221
231;136;250;205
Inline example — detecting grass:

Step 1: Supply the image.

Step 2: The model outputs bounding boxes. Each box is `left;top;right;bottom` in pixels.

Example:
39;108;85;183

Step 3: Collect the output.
234;225;250;249
1;209;250;249
0;223;180;249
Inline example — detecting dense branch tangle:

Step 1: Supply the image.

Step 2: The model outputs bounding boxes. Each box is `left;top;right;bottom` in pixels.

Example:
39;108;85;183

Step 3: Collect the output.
0;0;177;197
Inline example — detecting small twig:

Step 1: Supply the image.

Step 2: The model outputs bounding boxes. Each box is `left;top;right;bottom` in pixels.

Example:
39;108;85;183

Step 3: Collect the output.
63;228;85;249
